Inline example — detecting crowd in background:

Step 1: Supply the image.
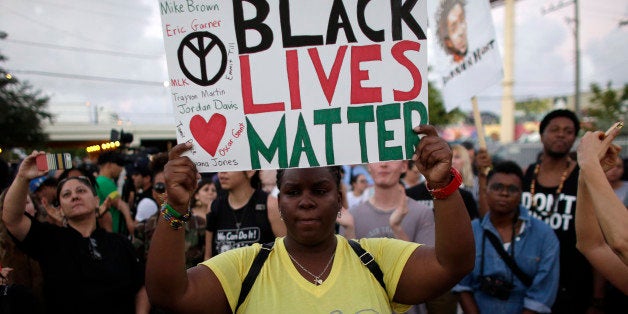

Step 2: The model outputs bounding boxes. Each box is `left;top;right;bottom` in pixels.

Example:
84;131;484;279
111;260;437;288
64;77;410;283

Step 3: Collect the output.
0;109;627;313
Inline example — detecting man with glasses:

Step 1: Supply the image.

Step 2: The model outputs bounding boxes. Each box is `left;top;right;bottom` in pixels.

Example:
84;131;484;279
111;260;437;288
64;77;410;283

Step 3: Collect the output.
454;161;559;314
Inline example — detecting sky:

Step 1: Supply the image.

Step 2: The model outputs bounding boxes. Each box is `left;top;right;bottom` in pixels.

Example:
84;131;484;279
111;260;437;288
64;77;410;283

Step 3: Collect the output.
0;0;626;126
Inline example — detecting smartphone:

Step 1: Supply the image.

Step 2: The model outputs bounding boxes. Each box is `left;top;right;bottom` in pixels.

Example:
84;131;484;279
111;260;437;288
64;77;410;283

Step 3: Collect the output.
36;153;73;171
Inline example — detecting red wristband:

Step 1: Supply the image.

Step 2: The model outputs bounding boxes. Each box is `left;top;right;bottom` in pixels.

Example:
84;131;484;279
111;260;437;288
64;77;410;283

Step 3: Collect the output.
426;168;462;200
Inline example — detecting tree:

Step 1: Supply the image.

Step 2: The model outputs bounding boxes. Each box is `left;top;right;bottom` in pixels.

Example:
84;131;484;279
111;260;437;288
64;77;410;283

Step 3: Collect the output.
428;81;465;127
587;82;628;132
0;32;53;151
515;98;551;122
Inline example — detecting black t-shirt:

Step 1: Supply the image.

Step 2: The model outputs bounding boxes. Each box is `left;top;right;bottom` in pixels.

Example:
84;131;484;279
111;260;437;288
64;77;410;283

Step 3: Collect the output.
206;189;275;256
522;162;592;312
405;183;479;219
14;218;144;314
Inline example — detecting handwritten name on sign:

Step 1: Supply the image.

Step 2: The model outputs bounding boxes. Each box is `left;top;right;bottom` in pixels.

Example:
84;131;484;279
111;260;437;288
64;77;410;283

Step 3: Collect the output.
160;0;429;172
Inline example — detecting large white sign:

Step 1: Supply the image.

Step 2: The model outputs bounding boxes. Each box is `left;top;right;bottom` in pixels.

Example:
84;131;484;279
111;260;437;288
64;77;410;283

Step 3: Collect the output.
429;0;503;107
160;0;429;172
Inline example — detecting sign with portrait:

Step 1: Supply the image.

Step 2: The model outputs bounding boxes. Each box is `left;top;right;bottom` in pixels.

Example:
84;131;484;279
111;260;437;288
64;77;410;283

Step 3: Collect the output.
429;0;503;107
159;0;429;172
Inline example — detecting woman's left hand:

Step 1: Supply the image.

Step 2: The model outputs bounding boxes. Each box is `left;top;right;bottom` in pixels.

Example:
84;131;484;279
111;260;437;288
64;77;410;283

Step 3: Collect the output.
577;127;621;172
412;125;452;188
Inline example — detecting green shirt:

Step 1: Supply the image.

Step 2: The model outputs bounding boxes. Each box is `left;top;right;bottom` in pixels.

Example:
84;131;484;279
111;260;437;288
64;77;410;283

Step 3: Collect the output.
96;175;127;235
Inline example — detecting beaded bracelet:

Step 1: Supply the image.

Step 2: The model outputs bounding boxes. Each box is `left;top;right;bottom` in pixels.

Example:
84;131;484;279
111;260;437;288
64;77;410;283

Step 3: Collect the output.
160;203;191;230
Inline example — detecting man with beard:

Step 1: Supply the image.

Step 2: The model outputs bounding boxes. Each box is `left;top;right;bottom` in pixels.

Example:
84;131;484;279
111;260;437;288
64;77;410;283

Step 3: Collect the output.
521;109;603;313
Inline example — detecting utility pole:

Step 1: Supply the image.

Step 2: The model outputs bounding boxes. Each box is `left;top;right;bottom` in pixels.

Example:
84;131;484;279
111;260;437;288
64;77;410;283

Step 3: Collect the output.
500;0;515;143
542;0;580;115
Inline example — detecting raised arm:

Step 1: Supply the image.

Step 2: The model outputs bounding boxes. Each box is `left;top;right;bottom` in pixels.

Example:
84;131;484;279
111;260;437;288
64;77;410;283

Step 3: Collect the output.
576;174;628;294
2;151;48;241
145;143;229;313
394;125;475;304
577;128;628;265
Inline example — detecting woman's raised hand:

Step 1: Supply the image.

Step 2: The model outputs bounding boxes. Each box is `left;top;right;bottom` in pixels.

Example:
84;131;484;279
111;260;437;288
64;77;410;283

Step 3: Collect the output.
412;125;453;188
164;143;199;211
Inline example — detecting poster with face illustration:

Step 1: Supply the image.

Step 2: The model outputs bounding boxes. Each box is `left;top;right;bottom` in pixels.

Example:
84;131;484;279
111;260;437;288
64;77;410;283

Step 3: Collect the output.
429;0;503;107
159;0;429;172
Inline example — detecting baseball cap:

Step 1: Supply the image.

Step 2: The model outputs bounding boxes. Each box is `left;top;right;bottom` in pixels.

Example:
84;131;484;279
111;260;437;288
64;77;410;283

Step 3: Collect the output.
130;157;151;176
29;175;57;193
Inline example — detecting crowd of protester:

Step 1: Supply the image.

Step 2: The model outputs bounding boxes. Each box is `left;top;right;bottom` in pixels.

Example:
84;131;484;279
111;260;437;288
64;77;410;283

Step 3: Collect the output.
0;109;627;313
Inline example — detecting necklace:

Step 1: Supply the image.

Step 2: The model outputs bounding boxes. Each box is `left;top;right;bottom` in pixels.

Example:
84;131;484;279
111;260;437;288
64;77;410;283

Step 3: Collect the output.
530;158;571;209
287;250;335;286
232;208;247;229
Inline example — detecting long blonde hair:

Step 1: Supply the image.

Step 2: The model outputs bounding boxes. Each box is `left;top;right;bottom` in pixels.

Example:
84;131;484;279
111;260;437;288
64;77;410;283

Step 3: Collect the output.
451;144;474;188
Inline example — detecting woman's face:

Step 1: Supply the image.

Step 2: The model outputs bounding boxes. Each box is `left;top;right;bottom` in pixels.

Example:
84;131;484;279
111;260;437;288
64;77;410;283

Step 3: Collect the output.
351;174;368;193
452;150;465;173
58;178;99;220
218;171;251;191
605;156;624;184
196;182;217;206
487;173;522;215
278;168;342;245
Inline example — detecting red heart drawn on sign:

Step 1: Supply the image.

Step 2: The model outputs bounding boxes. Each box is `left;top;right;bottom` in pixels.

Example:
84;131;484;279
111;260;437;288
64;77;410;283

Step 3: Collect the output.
189;114;227;157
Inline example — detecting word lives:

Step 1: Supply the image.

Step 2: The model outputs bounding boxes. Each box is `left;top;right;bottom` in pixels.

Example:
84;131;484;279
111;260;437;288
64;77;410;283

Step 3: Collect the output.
160;0;219;15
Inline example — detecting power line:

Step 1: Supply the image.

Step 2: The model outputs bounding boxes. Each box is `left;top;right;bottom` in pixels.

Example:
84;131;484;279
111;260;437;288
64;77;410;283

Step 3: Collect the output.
28;0;148;22
8;69;165;87
4;39;162;59
0;4;129;51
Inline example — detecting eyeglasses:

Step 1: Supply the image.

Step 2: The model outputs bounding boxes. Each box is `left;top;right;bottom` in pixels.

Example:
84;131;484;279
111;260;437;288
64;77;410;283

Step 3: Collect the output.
153;182;166;194
488;183;521;195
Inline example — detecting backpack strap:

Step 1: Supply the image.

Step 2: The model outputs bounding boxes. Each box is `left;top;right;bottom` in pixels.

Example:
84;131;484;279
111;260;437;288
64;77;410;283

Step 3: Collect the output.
235;242;274;312
348;240;387;292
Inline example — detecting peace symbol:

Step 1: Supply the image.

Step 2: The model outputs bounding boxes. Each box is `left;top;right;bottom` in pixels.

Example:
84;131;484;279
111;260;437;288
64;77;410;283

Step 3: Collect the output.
177;32;227;86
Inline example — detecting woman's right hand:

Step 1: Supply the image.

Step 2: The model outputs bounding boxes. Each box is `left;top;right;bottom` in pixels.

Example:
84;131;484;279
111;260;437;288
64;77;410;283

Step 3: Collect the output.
17;151;48;181
164;143;199;212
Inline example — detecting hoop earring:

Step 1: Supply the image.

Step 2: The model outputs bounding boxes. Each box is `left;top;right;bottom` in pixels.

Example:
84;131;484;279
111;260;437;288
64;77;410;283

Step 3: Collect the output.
337;210;342;218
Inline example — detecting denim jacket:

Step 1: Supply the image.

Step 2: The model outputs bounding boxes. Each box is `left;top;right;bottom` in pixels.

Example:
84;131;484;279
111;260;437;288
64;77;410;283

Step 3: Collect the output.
453;206;560;313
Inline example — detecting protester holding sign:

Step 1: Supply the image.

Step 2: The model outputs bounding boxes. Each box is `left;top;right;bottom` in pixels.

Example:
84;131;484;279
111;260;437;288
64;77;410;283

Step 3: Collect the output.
145;125;474;313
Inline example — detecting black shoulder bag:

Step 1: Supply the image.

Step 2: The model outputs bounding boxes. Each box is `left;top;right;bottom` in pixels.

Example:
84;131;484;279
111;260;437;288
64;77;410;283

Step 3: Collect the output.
235;240;386;311
483;230;533;287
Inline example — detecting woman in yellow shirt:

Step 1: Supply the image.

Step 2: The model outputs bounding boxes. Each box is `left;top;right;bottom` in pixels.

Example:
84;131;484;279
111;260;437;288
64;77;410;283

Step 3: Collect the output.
145;125;475;313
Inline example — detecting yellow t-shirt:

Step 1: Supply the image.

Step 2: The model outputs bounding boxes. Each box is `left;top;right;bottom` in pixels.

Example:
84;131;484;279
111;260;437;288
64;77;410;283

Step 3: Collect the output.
202;235;419;313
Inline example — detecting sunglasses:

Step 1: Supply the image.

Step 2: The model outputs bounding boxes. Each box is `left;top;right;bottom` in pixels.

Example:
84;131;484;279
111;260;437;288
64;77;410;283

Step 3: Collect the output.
153;182;166;194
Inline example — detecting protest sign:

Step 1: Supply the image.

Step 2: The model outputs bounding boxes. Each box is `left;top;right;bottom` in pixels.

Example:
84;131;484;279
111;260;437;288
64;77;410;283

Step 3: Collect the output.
429;0;503;107
159;0;428;172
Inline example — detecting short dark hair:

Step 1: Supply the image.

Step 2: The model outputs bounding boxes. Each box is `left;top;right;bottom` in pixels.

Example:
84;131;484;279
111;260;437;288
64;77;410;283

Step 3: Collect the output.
539;109;580;136
97;151;125;166
487;161;524;183
436;0;467;56
276;167;342;190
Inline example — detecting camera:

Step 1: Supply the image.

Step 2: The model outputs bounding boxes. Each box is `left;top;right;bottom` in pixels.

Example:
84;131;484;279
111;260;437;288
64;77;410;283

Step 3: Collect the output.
479;276;513;300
